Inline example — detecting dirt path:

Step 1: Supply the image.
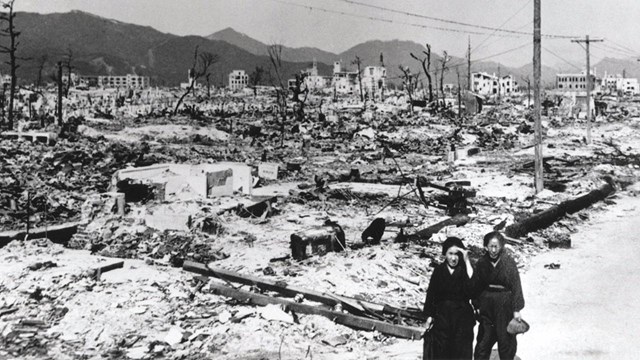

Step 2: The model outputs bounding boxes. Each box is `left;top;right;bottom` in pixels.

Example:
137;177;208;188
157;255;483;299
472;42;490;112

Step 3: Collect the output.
517;194;640;360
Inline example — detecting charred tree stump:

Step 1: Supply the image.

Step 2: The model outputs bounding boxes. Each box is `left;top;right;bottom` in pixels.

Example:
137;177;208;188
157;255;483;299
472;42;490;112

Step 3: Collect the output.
398;214;470;243
505;178;616;239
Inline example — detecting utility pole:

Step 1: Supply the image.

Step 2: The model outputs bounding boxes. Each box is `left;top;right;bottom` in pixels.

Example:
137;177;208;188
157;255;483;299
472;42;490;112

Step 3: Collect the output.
467;36;471;91
533;0;543;193
571;35;603;144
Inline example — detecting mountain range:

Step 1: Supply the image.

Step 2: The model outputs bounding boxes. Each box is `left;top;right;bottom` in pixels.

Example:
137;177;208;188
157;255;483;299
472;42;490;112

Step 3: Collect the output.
0;10;637;88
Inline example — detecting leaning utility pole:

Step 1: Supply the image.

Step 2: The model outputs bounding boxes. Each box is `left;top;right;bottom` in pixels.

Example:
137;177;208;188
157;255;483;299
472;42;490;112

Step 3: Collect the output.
533;0;543;193
571;35;603;145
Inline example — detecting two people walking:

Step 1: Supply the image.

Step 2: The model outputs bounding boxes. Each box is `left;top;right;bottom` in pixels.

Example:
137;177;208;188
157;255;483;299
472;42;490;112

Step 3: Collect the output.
423;231;526;360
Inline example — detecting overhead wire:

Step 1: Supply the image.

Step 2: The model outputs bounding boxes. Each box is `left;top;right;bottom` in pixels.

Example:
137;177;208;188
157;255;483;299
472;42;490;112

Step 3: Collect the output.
444;41;531;71
469;0;532;56
543;47;581;70
332;0;579;38
605;39;639;57
266;0;522;37
597;42;637;57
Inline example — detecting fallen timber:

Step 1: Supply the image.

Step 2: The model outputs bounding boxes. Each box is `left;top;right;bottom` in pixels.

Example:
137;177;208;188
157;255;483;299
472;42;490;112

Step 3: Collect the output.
92;261;124;280
183;261;425;321
206;281;425;340
183;261;426;338
505;177;616;238
400;214;470;243
0;221;82;247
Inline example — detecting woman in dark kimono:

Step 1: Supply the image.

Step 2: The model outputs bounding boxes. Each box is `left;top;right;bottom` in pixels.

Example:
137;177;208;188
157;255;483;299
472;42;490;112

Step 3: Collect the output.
473;231;525;360
423;237;476;360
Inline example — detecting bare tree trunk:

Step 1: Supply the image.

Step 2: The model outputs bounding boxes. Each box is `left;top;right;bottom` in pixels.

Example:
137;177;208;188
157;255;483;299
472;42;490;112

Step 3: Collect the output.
457;68;462;118
399;66;415;114
206;73;211;98
434;67;439;105
353;56;364;102
64;49;73;97
57;62;63;126
173;46;218;116
174;82;194;115
439;51;449;105
0;0;19;130
425;45;433;103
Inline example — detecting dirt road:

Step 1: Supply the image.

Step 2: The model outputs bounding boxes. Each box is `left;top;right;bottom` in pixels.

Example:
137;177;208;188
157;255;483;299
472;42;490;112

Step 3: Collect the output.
517;194;640;360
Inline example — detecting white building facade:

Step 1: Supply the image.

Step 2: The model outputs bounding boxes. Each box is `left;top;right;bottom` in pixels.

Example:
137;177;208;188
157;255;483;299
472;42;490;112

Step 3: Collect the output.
228;70;248;91
361;65;387;98
556;71;597;92
98;74;150;88
601;74;639;95
472;72;517;96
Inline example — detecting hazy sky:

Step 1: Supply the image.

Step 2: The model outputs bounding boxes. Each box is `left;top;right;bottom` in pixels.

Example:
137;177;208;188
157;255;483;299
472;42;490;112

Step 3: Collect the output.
16;0;640;70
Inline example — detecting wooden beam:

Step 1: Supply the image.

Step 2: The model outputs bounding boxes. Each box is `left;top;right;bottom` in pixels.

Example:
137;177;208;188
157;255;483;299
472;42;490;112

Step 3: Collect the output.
402;214;470;243
505;179;616;238
183;261;425;321
93;261;124;280
207;282;425;339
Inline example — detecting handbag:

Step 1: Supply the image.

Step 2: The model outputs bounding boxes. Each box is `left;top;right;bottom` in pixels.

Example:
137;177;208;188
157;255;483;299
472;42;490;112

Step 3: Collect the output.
507;318;530;335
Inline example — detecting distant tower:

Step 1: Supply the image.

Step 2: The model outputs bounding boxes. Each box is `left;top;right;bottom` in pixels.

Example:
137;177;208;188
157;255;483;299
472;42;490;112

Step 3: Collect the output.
379;52;384;67
333;61;341;74
188;68;195;85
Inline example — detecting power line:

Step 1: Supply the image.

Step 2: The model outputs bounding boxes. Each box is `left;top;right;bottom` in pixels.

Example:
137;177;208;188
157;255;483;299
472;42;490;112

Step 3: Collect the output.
447;41;531;70
333;0;578;38
543;47;581;70
470;0;532;56
266;0;522;37
597;42;637;57
473;21;533;56
589;43;633;60
605;39;639;56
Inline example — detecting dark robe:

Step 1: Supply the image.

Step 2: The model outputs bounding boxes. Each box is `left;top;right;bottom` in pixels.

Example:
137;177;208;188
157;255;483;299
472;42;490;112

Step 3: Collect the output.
473;251;524;360
423;261;476;360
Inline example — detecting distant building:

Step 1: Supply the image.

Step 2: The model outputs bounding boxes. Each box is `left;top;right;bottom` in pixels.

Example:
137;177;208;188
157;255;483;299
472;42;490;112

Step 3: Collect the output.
98;74;150;88
500;75;516;94
228;70;248;91
361;65;386;97
79;75;99;87
332;60;360;94
302;60;331;90
555;70;597;92
472;72;517;96
601;73;639;95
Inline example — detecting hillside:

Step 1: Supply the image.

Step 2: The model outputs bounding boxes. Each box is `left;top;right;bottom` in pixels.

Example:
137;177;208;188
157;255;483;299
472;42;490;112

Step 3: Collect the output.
0;11;326;86
0;11;632;88
207;27;338;65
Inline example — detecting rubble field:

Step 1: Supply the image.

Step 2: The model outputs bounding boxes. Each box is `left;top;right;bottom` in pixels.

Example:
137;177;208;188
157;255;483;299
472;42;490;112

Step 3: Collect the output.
2;94;640;360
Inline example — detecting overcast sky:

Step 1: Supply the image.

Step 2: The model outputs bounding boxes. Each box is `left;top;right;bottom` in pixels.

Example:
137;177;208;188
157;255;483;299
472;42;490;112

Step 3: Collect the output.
16;0;640;70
